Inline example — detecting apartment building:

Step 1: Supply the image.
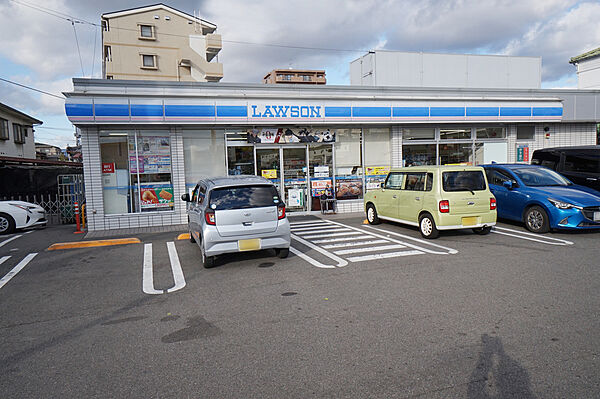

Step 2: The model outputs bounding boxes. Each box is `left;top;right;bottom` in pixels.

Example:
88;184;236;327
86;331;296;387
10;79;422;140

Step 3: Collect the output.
263;69;326;84
0;103;41;159
102;4;223;82
570;47;600;89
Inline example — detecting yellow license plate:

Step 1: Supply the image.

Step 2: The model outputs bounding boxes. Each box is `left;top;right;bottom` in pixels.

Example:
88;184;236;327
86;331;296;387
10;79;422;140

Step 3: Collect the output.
461;216;478;226
238;239;261;251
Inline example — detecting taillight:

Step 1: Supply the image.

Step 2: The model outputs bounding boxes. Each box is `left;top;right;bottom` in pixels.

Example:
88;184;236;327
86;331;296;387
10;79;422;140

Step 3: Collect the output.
490;197;497;210
439;200;450;213
278;205;286;220
205;210;216;225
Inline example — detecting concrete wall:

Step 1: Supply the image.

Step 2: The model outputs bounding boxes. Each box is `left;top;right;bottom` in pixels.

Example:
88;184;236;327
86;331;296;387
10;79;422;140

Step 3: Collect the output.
351;51;542;89
577;57;600;89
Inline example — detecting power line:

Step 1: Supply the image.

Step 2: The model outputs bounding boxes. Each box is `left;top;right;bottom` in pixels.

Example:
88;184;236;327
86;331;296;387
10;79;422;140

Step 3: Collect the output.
71;21;85;76
0;77;64;99
8;0;370;54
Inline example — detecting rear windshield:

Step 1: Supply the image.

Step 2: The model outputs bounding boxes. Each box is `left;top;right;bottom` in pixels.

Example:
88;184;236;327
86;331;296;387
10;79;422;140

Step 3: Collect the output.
442;171;487;192
209;185;280;210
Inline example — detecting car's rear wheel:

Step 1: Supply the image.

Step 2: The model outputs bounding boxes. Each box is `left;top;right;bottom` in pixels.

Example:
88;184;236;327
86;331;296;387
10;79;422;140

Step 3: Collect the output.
366;204;380;225
524;206;550;233
201;242;216;268
0;213;15;235
275;248;289;259
419;213;439;239
472;226;492;235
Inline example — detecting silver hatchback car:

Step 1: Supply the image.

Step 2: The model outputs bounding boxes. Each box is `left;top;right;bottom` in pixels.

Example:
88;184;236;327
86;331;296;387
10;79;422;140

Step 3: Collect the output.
182;176;291;268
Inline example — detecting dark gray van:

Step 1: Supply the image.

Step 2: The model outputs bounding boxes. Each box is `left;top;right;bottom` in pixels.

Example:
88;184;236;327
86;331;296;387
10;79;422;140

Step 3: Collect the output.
531;146;600;193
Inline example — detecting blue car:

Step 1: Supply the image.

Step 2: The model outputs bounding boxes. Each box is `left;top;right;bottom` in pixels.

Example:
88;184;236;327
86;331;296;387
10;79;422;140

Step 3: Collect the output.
482;164;600;233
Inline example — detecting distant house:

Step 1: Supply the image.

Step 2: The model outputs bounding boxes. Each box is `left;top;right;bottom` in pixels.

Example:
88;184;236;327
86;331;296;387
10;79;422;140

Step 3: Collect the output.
102;3;223;82
570;47;600;89
0;103;42;159
36;142;63;160
263;69;326;85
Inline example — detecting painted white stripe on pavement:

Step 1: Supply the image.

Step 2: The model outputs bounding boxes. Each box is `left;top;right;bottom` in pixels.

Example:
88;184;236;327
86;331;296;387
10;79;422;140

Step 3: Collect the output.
492;226;573;245
347;250;423;263
142;243;163;295
291;225;346;232
334;244;405;255
295;228;351;236
0;256;11;266
289;246;336;269
289;220;327;226
291;234;348;268
491;229;573;246
0;253;37;289
166;241;186;293
311;235;376;244
302;231;364;240
322;239;389;249
359;224;458;255
0;235;22;248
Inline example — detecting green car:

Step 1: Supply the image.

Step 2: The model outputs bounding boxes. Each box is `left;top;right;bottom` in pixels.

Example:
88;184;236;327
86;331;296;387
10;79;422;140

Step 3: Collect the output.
364;166;497;238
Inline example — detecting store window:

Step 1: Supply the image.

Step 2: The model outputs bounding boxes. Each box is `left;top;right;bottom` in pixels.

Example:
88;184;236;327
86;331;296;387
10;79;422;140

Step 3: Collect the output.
227;146;255;175
476;127;506;139
517;126;535;140
440;128;471;140
309;144;333;211
403;127;435;141
183;129;226;191
439;143;473;165
100;130;174;215
334;128;363;200
403;144;437;166
364;128;390;190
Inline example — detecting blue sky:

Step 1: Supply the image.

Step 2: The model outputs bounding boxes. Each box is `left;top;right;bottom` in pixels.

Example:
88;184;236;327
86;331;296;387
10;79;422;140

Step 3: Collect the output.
0;0;598;148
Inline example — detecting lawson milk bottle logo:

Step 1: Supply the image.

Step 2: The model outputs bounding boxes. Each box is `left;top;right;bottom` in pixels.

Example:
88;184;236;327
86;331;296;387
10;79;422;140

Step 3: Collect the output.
250;104;322;118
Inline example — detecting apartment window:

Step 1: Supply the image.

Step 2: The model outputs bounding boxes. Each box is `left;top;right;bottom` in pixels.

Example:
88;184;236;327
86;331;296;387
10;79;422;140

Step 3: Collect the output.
283;74;292;81
141;54;157;69
104;45;112;62
302;75;311;82
13;124;24;144
517;125;535;140
106;75;114;80
0;118;8;140
139;24;155;39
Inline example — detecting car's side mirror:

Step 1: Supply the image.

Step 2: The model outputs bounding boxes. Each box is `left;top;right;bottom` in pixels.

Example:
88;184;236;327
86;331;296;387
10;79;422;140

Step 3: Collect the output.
380;182;385;189
502;180;513;190
181;193;190;202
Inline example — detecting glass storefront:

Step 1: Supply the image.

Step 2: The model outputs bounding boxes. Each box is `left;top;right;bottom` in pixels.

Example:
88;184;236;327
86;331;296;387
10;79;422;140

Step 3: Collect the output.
100;130;174;214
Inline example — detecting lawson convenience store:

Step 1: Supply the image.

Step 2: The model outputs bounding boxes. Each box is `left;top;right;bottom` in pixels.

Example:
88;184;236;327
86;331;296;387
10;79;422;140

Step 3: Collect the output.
65;79;598;232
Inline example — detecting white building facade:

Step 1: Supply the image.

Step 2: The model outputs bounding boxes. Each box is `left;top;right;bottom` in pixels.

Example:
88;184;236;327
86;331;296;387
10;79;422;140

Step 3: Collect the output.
0;103;41;159
65;79;599;232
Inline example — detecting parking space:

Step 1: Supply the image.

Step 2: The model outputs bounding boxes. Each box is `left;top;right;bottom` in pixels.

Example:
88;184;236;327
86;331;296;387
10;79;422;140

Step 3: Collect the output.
1;218;599;398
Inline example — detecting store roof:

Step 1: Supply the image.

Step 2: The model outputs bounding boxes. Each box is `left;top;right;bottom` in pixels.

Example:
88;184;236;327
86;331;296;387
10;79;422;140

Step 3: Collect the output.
569;47;600;64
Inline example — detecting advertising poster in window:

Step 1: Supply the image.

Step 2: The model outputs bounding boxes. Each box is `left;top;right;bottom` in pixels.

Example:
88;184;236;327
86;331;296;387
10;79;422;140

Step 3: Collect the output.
336;178;363;199
140;185;174;209
247;128;336;144
311;179;332;197
366;166;390;190
128;136;171;174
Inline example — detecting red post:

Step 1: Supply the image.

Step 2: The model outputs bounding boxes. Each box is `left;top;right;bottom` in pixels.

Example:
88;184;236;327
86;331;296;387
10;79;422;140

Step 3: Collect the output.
74;201;84;234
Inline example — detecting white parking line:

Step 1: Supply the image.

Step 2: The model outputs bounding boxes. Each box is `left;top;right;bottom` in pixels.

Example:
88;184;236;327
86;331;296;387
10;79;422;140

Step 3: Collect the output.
322;239;389;249
0;235;22;248
334;244;405;255
291;225;348;233
301;231;363;240
0;255;10;266
166;241;186;293
294;228;352;235
290;234;348;268
0;253;37;290
143;242;187;295
491;226;574;246
290;221;328;227
347;250;424;263
312;235;376;244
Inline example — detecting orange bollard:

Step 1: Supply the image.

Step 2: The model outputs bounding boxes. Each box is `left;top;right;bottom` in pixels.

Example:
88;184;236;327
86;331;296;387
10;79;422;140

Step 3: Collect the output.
74;201;84;234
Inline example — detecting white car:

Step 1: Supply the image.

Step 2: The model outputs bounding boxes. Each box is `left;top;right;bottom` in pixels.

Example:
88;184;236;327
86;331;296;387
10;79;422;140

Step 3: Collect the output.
0;201;47;234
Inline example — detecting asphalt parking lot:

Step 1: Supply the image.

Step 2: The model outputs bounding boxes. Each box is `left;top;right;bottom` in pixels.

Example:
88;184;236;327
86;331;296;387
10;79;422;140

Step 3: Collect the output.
1;215;599;398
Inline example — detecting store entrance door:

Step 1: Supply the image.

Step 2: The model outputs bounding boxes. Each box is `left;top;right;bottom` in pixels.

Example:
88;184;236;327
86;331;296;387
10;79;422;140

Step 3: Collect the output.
282;147;308;212
255;146;309;212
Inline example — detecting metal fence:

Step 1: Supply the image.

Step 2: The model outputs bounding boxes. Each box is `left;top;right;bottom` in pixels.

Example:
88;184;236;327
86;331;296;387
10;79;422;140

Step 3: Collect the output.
1;174;85;225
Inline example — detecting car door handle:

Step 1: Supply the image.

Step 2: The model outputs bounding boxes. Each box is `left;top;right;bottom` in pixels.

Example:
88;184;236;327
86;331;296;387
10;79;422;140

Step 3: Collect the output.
415;197;421;201
586;177;598;181
392;195;397;199
243;221;253;226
